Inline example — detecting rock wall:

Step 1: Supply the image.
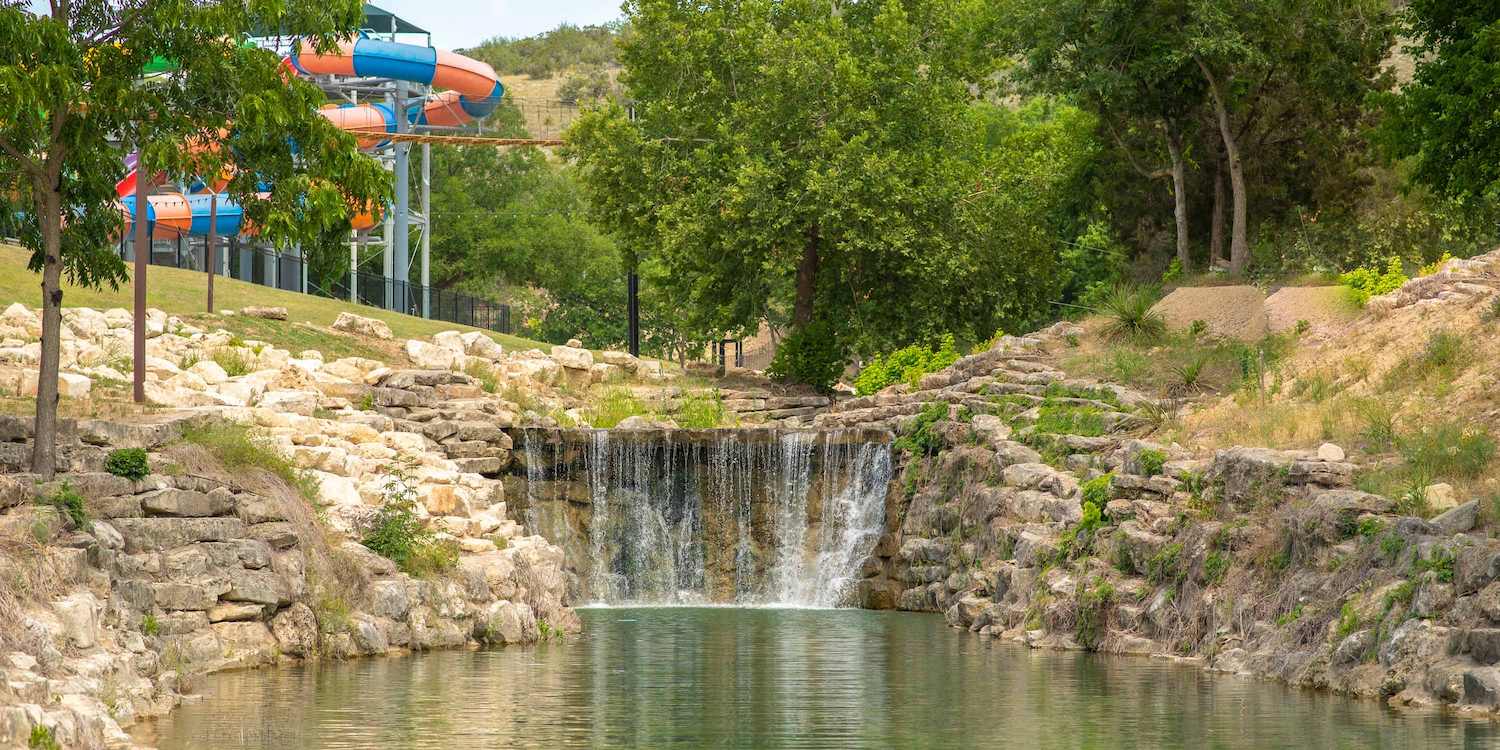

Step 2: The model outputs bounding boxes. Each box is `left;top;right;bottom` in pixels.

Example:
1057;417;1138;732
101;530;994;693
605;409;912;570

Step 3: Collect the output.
837;322;1500;718
0;425;576;749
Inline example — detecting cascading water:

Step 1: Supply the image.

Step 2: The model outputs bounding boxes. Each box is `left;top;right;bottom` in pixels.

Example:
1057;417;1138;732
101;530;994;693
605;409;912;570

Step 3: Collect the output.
518;428;891;607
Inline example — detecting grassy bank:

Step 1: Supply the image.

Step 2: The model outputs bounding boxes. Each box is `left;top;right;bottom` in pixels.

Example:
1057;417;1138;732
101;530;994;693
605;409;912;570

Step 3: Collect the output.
0;243;550;352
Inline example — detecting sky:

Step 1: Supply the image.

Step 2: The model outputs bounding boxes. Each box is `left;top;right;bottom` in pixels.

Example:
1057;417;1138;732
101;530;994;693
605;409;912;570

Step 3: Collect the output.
347;0;623;49
26;1;624;50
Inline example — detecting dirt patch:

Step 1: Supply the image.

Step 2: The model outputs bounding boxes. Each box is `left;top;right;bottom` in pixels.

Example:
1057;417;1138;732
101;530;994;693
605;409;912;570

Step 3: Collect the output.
1264;286;1357;334
1151;285;1267;341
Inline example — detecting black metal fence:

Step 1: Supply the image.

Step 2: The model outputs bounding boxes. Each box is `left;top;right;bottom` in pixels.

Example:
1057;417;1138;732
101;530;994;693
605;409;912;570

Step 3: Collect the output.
119;235;512;334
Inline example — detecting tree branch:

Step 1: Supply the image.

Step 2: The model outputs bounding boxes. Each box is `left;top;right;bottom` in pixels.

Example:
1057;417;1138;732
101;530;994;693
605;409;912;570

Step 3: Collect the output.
1106;121;1170;181
0;136;41;176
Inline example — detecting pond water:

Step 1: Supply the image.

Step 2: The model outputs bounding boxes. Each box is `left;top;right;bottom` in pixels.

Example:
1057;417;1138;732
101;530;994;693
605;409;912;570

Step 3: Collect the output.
137;607;1497;749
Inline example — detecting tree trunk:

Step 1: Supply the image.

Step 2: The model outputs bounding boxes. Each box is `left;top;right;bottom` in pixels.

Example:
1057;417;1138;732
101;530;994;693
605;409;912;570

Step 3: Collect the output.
1210;155;1226;266
30;190;63;479
1164;124;1190;274
792;224;820;327
1197;58;1249;274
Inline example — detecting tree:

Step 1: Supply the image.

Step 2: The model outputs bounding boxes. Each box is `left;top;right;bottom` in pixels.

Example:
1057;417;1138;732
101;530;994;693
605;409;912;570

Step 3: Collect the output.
568;0;1058;381
0;1;389;477
1185;0;1392;272
1380;1;1500;213
998;0;1204;272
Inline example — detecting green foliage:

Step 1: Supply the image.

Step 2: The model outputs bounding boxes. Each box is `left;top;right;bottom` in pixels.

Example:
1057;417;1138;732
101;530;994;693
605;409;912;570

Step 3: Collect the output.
767;321;847;391
1145;543;1185;587
212;348;254;378
1356;517;1385;539
103;448;149;480
360;460;457;578
675;391;734;429
141;613;160;637
178;421;318;504
854;335;960;396
463;359;499;394
1335;601;1361;640
39;481;89;531
894;402;950;456
1033;399;1107;437
1378;0;1500;213
584;388;651;428
1136;449;1167;477
1081;473;1113;509
1398;421;1497;483
1098;284;1166;342
1203;551;1230;585
567;4;1080;362
1412;546;1456;583
27;725;59;750
468;23;621;78
1340;257;1408;307
1276;604;1304;626
1074;578;1114;651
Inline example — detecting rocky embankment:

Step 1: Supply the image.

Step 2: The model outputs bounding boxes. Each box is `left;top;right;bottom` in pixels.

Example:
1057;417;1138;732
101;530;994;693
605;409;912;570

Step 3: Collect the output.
834;323;1500;717
0;309;638;748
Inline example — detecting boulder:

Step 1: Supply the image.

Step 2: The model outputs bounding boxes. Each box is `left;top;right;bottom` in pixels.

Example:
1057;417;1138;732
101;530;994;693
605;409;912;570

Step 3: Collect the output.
405;340;459;370
223;568;291;606
1431;500;1479;536
53;593;100;649
331;312;393;340
270;602;318;657
241;306;288;321
1426;483;1459;513
460;331;504;360
549;345;593;370
432;330;467;354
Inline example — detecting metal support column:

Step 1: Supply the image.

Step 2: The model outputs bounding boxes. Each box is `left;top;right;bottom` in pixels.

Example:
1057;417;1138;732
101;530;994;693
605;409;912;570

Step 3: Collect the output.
393;80;411;315
131;158;150;404
205;194;217;313
420;142;431;318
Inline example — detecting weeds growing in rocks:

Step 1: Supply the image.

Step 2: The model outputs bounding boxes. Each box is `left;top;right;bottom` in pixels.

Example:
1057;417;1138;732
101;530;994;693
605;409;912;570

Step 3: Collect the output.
1382;329;1471;390
40;482;90;530
361;459;458;578
463;359;500;393
675;390;736;428
178;421;319;504
211;347;254;377
895;402;949;455
27;725;59;750
1033;400;1107;437
585;387;653;428
1074;578;1114;651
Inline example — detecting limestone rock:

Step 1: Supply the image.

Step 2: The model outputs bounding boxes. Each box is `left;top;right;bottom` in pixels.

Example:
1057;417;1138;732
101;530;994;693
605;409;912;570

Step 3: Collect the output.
405;339;459;370
241;306;288;321
1316;442;1346;462
1426;483;1459;512
270;602;319;657
332;312;393;340
549;344;593;370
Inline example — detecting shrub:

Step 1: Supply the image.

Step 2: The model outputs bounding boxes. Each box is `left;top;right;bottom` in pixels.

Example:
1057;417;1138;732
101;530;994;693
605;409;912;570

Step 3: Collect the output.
767;321;847;391
141;613;160;636
894;402;948;455
40;481;89;531
1145;543;1184;587
1335;601;1361;639
360;460;457;578
1136;448;1167;477
1417;252;1453;277
1098;283;1166;342
1398;421;1496;482
854;335;959;396
1412;546;1456;583
103;448;150;480
1340;257;1407;306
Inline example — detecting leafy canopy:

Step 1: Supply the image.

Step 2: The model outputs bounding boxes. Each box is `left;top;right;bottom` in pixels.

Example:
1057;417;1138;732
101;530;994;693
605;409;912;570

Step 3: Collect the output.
0;0;390;287
567;0;1065;373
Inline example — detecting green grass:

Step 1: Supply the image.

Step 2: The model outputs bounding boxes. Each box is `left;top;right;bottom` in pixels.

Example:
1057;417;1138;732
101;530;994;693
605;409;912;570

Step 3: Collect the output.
178;420;318;503
0;243;551;353
584;387;653;428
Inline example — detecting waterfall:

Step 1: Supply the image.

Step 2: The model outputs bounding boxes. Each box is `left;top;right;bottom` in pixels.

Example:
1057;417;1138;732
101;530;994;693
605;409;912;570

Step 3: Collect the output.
522;428;891;608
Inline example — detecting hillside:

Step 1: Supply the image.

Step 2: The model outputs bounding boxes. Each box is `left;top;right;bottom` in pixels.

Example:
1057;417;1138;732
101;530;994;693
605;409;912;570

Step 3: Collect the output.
0;244;553;354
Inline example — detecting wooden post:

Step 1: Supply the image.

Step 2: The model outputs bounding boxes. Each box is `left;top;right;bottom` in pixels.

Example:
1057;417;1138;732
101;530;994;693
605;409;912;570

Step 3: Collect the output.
206;193;217;313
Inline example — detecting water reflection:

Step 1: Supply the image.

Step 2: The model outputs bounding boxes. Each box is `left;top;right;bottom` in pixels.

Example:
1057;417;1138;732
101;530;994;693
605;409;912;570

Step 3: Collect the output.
138;608;1497;749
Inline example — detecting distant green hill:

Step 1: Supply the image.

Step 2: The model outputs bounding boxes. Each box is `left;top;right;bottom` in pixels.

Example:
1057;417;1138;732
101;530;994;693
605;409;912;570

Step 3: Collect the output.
466;23;622;79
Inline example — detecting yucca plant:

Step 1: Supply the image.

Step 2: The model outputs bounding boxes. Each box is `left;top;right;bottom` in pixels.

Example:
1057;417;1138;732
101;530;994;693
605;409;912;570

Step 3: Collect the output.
1099;283;1166;342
